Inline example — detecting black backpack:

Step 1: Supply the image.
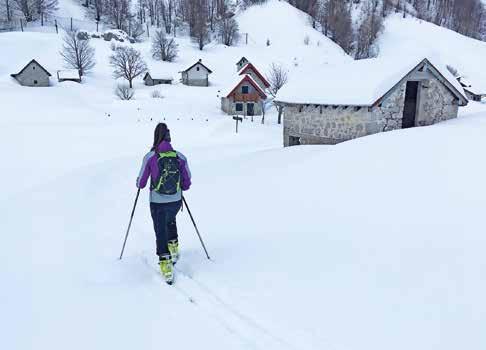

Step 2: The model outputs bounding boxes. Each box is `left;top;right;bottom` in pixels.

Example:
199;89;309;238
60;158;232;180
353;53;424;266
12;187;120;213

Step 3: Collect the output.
152;151;181;195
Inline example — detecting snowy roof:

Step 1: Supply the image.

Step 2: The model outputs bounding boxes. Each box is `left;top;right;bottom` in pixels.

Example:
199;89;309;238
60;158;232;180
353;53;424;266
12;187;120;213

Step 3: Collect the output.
222;74;267;98
144;70;173;80
459;76;486;96
275;57;468;106
57;69;80;80
180;60;213;74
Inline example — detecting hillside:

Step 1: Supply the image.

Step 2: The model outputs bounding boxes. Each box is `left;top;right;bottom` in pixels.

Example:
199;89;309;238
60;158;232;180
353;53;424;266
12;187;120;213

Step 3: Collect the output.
2;1;486;350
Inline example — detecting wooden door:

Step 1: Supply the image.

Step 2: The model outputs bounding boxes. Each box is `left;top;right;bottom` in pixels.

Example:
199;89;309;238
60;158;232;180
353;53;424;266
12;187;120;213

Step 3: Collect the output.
247;103;254;116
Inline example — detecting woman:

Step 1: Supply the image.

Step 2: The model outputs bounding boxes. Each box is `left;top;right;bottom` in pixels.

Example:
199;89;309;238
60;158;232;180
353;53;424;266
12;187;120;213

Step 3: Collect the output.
137;123;191;284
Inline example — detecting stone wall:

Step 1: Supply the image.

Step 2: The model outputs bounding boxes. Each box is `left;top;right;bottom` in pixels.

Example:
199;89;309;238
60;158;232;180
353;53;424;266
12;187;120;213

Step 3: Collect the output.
416;78;459;126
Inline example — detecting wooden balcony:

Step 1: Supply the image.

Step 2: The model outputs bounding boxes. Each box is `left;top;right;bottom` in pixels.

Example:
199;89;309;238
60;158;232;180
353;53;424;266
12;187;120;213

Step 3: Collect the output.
232;93;261;102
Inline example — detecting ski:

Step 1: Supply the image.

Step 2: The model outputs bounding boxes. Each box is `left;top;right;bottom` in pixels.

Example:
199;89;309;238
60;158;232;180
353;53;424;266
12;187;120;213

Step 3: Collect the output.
141;256;196;304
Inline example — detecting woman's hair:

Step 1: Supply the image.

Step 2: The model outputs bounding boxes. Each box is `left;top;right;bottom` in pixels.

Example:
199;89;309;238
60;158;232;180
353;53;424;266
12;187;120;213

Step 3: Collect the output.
151;123;171;151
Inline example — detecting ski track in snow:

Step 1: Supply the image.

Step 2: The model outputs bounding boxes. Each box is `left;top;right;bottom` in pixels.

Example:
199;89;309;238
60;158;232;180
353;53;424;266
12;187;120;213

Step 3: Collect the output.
141;247;329;350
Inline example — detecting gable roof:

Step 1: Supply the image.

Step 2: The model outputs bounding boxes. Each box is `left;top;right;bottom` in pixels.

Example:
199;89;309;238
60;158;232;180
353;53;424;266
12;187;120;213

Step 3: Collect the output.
224;74;267;99
275;57;468;107
11;59;52;78
180;60;213;74
238;63;270;88
236;56;249;65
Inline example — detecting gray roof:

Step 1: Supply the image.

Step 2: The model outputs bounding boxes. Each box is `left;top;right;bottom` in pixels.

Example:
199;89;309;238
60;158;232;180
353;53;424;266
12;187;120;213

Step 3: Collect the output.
11;59;52;78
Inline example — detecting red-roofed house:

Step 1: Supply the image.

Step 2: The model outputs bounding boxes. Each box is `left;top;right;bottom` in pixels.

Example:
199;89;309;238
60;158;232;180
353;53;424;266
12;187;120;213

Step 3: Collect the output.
238;63;270;90
221;75;268;116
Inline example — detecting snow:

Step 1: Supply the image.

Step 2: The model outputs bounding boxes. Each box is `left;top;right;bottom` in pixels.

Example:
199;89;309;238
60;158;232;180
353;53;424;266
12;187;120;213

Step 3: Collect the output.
276;55;466;106
56;0;87;19
378;14;486;95
57;69;81;80
2;3;486;350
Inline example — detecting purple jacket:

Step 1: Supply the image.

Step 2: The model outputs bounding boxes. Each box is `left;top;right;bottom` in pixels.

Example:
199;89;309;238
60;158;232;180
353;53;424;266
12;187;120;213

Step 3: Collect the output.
137;141;191;203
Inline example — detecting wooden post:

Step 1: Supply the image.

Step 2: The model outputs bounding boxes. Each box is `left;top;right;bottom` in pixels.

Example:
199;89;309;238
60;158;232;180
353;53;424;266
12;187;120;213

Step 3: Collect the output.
41;13;43;26
245;33;248;45
146;23;149;37
233;116;243;134
20;19;23;32
55;19;58;34
70;17;73;31
96;21;99;32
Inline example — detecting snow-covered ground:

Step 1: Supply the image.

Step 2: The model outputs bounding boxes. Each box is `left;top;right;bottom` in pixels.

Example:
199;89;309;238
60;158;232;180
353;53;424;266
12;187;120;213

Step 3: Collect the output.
2;2;486;350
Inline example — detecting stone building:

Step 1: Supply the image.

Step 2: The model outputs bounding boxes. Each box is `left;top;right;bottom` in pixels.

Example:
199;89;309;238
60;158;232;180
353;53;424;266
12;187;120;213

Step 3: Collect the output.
236;57;250;72
221;75;267;116
237;63;270;90
11;59;51;87
143;72;173;86
180;59;212;87
57;69;81;83
275;58;468;146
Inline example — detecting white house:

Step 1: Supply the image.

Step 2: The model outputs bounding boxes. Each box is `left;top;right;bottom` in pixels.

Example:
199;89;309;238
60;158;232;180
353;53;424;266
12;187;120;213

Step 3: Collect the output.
180;59;213;87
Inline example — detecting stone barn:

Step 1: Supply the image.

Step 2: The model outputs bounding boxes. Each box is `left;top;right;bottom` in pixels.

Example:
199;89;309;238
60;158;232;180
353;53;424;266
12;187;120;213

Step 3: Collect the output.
11;59;51;87
143;72;173;86
236;57;250;72
180;59;212;87
238;63;270;90
275;58;468;147
221;75;267;116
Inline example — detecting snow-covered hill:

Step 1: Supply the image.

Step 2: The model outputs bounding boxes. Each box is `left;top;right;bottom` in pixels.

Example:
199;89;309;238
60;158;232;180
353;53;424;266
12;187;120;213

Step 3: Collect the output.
2;2;486;350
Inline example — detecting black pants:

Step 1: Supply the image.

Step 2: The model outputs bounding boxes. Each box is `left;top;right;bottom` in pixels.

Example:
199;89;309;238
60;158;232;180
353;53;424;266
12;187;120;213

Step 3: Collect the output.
150;200;182;257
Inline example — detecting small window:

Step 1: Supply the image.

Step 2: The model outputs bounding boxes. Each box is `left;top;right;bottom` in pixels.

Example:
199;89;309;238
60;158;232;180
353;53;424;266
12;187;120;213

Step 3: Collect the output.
298;106;303;113
241;86;249;94
196;67;200;71
235;103;243;112
289;136;301;146
33;66;36;70
34;80;38;84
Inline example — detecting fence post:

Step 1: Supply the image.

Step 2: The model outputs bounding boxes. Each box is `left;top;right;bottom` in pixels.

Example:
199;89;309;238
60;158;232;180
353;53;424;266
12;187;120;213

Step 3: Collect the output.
146;23;149;37
20;19;23;32
41;13;43;26
70;17;73;31
96;21;99;32
55;19;58;34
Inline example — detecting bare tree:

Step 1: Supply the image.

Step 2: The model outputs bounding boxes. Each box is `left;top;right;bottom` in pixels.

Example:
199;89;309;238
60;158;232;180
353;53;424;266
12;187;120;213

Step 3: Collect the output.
152;29;178;61
267;63;289;124
217;17;239;46
115;83;135;100
109;45;147;88
106;0;132;31
355;0;383;59
60;30;96;76
189;0;210;50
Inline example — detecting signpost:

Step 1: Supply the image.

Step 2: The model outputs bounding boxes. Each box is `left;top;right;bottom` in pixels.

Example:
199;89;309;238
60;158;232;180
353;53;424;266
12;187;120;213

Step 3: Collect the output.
233;116;243;134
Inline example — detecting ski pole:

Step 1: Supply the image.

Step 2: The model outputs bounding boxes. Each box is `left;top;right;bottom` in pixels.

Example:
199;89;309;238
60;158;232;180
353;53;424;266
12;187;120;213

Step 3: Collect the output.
182;196;211;260
119;188;141;260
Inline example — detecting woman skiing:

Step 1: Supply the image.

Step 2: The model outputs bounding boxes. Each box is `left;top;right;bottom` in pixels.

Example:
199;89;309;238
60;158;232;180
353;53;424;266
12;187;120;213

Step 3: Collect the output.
137;123;191;284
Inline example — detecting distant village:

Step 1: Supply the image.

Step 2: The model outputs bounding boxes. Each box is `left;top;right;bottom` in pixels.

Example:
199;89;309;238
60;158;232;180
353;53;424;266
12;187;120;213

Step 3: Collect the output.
10;53;485;147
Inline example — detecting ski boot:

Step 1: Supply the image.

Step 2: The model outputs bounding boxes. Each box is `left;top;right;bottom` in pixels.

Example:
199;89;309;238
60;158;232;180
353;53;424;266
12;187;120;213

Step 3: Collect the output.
168;240;180;264
159;255;174;285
